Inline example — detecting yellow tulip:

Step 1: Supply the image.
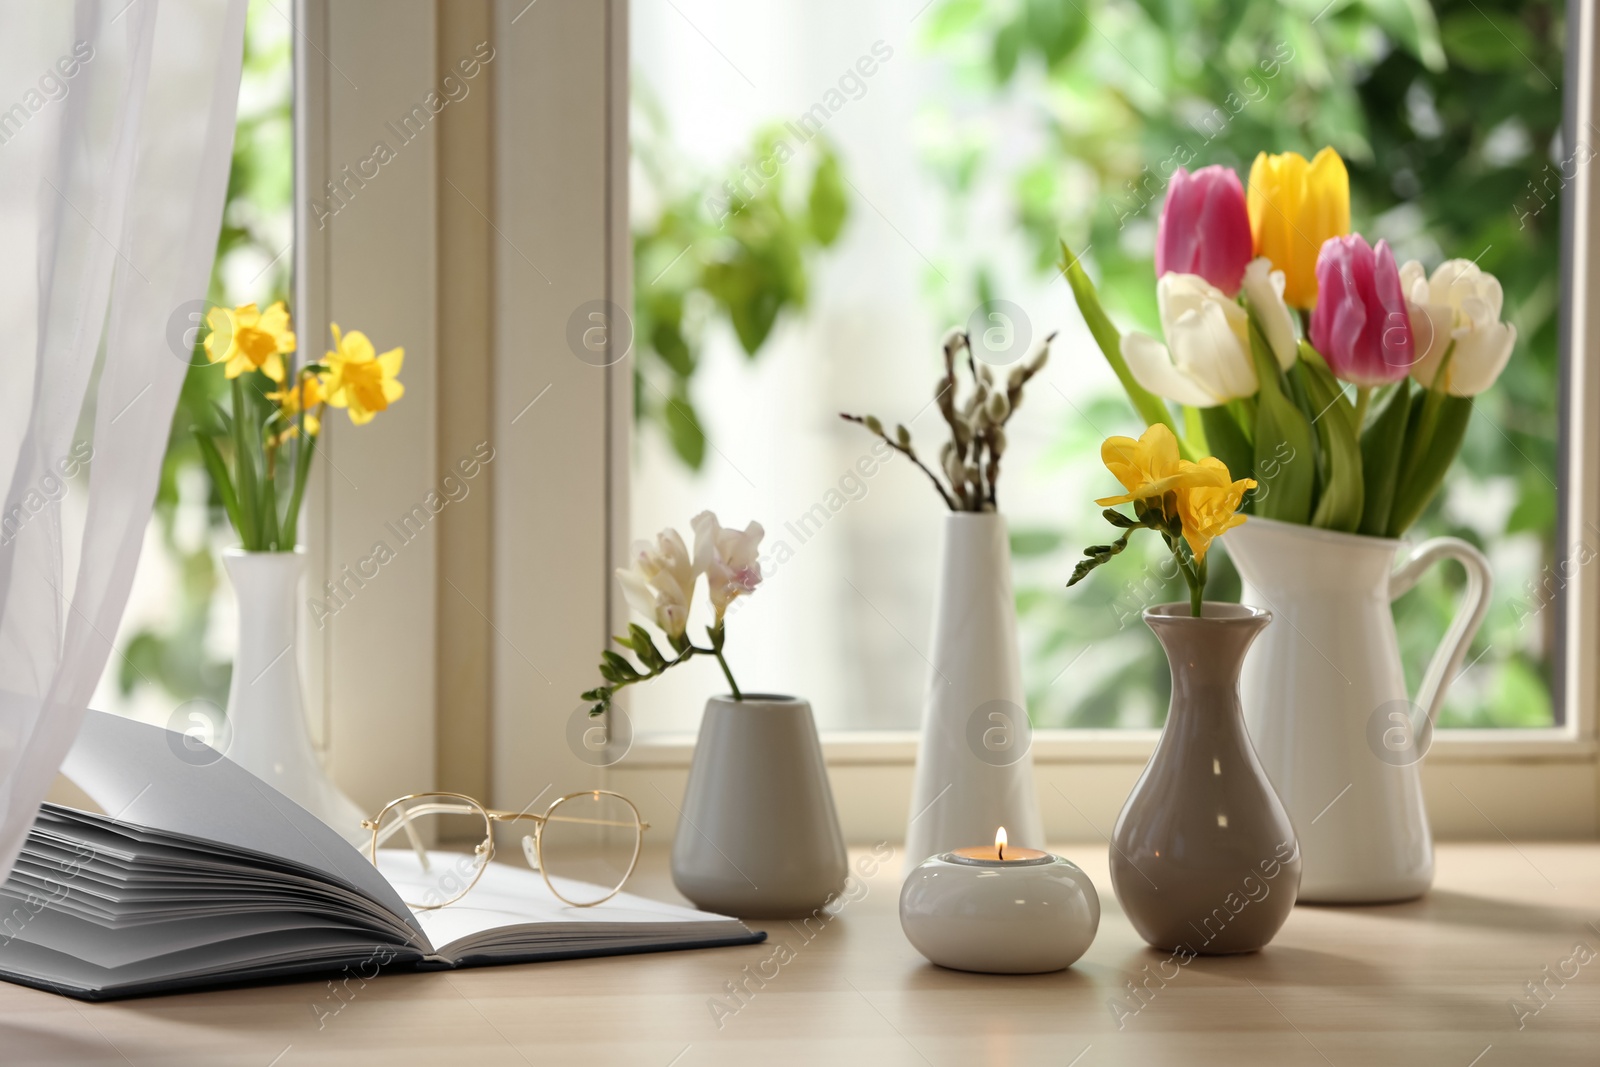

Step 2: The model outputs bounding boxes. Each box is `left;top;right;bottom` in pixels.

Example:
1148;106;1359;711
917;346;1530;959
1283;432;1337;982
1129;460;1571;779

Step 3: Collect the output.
323;324;404;425
204;301;297;382
1175;458;1256;563
1246;147;1350;309
1094;424;1215;512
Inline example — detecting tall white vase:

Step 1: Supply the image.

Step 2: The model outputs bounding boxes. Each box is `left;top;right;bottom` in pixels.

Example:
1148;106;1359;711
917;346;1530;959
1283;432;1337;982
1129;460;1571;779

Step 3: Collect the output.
903;513;1043;873
1225;517;1491;903
222;548;366;844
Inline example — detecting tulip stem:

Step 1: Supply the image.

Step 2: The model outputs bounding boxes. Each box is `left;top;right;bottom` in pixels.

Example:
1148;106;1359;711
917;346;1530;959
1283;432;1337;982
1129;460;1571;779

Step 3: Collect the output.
1352;386;1372;433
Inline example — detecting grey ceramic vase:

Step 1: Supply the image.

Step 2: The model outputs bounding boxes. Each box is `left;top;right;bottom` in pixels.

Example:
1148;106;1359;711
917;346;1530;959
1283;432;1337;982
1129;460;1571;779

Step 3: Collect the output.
671;694;848;918
1110;603;1302;955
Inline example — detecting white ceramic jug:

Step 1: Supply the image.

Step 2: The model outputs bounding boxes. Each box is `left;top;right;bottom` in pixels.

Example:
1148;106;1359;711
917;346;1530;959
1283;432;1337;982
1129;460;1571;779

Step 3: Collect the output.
1225;517;1491;903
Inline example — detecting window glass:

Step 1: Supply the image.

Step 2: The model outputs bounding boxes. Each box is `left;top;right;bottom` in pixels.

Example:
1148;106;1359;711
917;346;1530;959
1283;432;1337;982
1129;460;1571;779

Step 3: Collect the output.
630;0;1566;731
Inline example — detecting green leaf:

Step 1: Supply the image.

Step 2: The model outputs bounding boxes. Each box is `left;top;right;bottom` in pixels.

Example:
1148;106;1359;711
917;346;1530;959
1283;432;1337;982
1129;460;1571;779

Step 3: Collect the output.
1388;394;1472;536
192;432;243;538
648;296;694;378
922;0;985;44
703;255;786;355
260;476;281;549
663;387;706;470
1248;328;1314;524
1025;0;1088;68
808;150;848;246
1439;10;1534;73
1360;0;1446;72
1200;405;1254;488
230;377;260;549
1058;241;1187;455
280;429;317;551
1359;380;1412;537
992;19;1024;82
1296;343;1364;532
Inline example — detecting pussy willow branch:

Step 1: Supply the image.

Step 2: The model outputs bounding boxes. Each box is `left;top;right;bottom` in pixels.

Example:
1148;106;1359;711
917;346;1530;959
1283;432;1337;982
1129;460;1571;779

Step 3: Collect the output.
837;414;959;510
842;328;1054;513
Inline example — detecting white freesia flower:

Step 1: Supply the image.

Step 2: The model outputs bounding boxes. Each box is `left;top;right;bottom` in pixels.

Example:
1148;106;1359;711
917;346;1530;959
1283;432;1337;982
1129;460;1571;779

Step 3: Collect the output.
1400;259;1517;396
615;527;697;637
1240;257;1299;371
691;511;764;621
1122;272;1261;407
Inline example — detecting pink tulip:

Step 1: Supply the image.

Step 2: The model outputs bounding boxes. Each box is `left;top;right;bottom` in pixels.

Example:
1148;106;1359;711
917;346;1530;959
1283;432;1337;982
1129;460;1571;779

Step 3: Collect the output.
1309;235;1415;387
1155;165;1253;296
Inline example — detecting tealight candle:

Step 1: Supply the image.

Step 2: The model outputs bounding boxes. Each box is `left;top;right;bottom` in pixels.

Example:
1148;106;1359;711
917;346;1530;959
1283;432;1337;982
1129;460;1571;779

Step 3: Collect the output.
899;827;1100;974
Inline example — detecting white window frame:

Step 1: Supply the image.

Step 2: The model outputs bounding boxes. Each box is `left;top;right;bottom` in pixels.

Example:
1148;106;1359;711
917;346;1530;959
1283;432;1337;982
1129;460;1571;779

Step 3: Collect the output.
303;0;1598;842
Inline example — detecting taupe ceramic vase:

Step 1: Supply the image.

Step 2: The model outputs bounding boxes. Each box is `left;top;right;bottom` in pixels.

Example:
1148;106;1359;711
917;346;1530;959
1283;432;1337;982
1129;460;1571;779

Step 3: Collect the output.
671;695;848;918
1110;603;1302;955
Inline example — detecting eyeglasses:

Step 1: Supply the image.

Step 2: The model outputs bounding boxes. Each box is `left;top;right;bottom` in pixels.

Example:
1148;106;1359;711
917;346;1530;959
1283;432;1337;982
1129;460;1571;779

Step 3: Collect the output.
361;790;649;909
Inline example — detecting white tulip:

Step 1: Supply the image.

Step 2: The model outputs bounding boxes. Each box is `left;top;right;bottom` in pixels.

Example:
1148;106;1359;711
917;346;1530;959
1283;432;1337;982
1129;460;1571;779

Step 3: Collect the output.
1240;257;1299;371
1400;259;1517;396
1123;272;1260;407
615;527;697;637
691;511;764;621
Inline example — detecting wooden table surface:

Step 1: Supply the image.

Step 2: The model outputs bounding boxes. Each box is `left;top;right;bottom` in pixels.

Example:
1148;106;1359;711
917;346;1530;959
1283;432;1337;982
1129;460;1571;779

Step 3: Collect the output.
2;842;1596;1066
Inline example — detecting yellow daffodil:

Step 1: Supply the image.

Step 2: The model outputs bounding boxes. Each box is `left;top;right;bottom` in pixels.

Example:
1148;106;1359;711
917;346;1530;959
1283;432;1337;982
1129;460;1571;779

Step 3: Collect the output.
323;323;404;425
1246;147;1350;309
1094;424;1215;510
1175;458;1256;563
204;301;296;382
266;372;326;439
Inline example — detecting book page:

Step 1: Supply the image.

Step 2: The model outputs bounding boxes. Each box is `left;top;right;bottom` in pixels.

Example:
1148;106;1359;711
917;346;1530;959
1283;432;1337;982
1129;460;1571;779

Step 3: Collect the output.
59;710;425;945
380;851;744;958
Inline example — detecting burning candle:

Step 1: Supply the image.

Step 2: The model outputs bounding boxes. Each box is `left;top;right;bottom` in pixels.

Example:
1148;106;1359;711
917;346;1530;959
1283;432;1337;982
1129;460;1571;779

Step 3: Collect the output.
899;827;1100;974
947;826;1050;865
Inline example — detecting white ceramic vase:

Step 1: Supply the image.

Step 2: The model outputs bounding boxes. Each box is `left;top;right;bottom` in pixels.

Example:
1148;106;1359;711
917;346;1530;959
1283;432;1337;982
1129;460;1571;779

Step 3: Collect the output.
670;694;847;918
222;548;366;844
903;513;1043;874
1225;517;1491;903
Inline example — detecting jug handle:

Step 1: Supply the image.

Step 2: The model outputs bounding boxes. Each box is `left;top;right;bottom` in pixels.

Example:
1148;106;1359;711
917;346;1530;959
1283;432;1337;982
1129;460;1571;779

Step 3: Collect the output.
1388;537;1493;726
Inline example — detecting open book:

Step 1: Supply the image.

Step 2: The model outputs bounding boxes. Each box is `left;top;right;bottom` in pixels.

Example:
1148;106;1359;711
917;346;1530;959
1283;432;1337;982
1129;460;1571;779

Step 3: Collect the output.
0;712;763;1000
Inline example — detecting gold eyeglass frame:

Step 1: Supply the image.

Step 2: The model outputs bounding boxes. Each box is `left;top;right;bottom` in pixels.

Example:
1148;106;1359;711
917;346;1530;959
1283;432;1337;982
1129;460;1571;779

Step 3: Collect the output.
360;790;650;910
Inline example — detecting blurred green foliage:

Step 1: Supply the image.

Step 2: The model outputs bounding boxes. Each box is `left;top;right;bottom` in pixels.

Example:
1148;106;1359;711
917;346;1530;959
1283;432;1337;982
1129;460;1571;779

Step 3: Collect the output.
119;2;292;707
921;0;1564;727
633;93;849;468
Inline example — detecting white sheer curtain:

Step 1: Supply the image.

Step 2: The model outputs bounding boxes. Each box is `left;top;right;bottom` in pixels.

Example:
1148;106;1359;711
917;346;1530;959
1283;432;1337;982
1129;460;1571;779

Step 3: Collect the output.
0;0;247;881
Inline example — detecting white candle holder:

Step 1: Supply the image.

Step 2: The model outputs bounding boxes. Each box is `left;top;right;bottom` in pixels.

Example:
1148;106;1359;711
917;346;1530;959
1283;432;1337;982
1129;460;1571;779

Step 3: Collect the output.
899;850;1100;974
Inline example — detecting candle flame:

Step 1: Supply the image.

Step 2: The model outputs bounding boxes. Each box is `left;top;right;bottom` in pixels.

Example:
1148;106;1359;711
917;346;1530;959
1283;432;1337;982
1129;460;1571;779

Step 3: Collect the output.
995;826;1007;860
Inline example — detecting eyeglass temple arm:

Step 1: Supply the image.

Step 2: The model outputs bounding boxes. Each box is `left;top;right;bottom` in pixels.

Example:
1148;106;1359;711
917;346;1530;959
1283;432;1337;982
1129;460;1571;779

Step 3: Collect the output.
483;810;654;830
373;801;485;870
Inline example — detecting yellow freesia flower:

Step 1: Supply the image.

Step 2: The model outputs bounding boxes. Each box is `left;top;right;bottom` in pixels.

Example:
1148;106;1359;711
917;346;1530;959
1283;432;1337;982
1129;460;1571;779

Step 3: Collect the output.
323;324;404;426
1094;424;1215;510
266;372;326;439
1246;147;1350;309
204;301;296;382
1175;458;1256;563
